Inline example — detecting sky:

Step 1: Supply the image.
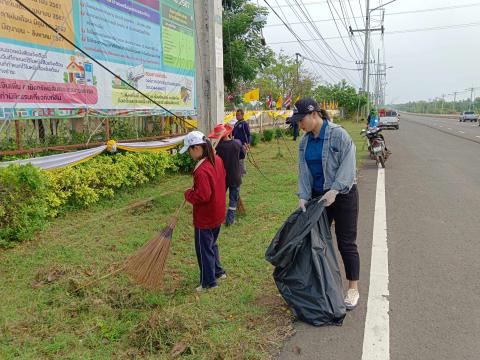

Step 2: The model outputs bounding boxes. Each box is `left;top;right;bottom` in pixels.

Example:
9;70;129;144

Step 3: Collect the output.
260;0;480;104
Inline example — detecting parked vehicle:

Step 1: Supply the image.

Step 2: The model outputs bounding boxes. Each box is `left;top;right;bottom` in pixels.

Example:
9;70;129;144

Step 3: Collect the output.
459;111;478;122
361;127;388;168
378;109;400;129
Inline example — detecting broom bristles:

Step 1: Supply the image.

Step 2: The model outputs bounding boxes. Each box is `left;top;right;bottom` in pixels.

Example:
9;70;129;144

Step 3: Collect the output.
237;196;246;215
124;223;175;290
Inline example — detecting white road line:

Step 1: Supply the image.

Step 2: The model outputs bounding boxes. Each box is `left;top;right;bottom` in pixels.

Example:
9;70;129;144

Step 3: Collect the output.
458;131;465;134
448;128;452;130
362;166;389;360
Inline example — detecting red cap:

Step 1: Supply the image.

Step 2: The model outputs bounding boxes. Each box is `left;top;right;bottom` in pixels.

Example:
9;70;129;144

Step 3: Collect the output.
208;123;233;139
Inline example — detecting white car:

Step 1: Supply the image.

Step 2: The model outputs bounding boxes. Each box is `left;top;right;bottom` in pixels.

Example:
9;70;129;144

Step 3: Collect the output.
459;111;478;122
379;110;400;130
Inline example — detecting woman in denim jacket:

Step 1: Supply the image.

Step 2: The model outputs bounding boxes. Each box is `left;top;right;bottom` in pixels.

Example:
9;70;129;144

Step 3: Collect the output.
291;98;360;310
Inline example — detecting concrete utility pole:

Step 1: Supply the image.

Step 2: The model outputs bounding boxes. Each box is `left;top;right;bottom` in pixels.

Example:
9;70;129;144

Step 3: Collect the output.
350;0;396;115
452;91;460;112
469;87;474;111
194;0;225;134
375;49;380;107
447;91;461;112
362;0;370;96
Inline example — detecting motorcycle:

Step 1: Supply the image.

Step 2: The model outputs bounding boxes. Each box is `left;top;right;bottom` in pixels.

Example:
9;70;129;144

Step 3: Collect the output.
360;127;388;168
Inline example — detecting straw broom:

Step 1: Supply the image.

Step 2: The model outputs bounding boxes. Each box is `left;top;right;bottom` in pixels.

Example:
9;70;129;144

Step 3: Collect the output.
123;199;186;291
237;196;246;215
72;199;186;293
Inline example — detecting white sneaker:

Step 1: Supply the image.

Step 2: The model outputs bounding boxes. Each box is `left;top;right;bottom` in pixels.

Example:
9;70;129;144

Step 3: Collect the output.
344;288;359;310
195;285;217;292
217;273;227;280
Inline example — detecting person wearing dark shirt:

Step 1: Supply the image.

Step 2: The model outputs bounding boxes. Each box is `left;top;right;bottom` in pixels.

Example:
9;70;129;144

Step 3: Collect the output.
286;116;300;141
232;109;250;176
209;124;242;226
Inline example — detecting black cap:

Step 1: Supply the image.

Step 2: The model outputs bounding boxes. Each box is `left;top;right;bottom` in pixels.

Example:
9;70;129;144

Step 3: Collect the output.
290;98;321;122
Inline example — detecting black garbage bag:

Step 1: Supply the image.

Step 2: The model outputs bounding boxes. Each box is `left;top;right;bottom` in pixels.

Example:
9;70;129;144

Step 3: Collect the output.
265;199;346;326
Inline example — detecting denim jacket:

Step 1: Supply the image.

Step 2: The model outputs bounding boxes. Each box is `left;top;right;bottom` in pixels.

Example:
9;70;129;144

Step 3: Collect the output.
298;123;357;200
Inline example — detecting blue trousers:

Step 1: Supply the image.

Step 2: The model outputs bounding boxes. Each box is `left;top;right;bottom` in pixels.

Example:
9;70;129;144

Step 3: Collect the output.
194;226;225;288
227;186;240;211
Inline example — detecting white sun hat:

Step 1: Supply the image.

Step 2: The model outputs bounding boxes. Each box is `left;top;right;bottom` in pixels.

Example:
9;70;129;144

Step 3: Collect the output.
179;131;207;154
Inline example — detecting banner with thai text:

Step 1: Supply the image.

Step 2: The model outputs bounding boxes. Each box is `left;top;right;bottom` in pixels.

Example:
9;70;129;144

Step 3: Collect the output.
0;0;196;119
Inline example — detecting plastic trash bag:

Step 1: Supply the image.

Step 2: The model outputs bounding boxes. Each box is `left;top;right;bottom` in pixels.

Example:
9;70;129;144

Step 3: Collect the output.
265;199;346;326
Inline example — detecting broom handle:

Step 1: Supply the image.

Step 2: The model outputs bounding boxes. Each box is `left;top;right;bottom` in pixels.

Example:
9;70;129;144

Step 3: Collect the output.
169;199;187;228
74;264;126;292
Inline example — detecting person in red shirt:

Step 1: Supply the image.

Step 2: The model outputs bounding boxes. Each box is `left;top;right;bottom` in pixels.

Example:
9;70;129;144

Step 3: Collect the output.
180;131;227;292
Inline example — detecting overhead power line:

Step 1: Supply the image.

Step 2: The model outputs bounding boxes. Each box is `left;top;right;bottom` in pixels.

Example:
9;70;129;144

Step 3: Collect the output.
324;0;361;59
268;0;346;83
267;21;480;44
297;54;362;70
264;0;359;85
294;0;355;62
265;3;480;27
269;0;340;83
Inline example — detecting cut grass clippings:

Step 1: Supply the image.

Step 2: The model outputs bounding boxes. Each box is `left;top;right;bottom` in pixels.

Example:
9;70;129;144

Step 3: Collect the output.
0;120;367;360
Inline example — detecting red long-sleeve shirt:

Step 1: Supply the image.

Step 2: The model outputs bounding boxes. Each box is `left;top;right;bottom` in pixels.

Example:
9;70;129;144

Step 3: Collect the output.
184;156;226;229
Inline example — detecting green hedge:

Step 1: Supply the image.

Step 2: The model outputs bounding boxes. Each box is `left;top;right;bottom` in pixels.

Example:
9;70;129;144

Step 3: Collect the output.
274;128;285;139
262;129;274;142
0;164;50;247
250;133;260;147
0;151;178;247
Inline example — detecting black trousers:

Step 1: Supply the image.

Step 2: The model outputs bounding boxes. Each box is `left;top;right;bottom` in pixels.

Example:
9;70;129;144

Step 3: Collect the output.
313;185;360;281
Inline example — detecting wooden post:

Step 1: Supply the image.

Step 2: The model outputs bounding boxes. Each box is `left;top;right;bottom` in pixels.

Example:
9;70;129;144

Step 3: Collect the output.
15;120;22;150
105;118;110;141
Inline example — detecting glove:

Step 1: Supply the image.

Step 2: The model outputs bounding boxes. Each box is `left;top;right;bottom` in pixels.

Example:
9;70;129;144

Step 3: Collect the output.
299;199;307;212
319;189;339;207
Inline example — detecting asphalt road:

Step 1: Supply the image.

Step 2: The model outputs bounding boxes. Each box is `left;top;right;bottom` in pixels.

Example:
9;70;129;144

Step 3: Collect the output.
277;113;480;360
404;113;480;143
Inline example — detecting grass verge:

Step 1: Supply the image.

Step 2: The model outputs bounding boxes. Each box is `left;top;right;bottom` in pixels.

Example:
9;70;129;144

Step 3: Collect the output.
0;120;367;359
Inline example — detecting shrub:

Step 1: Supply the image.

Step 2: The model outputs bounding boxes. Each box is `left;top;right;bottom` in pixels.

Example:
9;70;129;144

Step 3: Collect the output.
0;164;50;246
274;128;284;139
250;133;260;147
262;129;274;142
45;152;176;210
0;151;177;246
171;151;195;173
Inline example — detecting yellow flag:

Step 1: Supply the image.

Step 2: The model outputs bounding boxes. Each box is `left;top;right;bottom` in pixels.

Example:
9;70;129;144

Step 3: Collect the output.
294;96;300;103
243;88;260;103
276;96;283;109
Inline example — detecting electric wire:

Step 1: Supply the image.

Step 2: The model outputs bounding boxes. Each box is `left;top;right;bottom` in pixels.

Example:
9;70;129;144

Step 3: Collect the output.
287;0;359;84
265;0;349;83
281;0;354;82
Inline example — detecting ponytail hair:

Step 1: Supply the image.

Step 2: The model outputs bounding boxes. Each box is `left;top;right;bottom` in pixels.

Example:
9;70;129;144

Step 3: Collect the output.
200;136;216;166
320;109;331;121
